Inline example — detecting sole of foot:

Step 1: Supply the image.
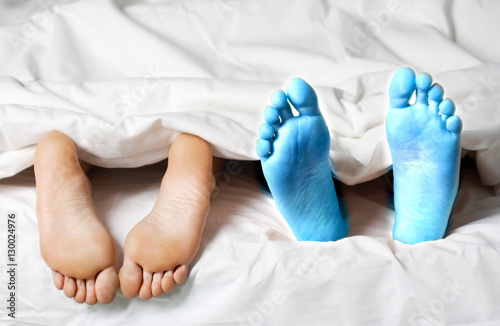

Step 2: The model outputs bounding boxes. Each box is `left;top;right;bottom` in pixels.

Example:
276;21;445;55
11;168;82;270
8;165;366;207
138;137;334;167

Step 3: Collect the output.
119;134;214;299
386;67;462;244
34;131;118;304
256;78;347;242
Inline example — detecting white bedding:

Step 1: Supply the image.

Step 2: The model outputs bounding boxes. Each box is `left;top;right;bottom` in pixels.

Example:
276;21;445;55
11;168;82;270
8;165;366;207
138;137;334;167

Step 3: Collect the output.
1;0;500;325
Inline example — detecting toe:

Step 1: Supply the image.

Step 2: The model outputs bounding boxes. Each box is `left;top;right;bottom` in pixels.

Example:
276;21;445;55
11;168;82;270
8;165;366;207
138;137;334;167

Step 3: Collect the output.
285;78;320;116
63;276;77;298
161;270;175;293
151;272;164;297
139;270;153;300
439;98;456;117
52;271;64;290
389;67;416;109
173;264;188;284
85;279;98;305
428;83;444;112
263;106;281;125
259;123;275;140
95;266;119;304
270;90;293;121
119;257;143;298
256;139;272;159
446;115;462;135
74;279;86;304
416;73;433;105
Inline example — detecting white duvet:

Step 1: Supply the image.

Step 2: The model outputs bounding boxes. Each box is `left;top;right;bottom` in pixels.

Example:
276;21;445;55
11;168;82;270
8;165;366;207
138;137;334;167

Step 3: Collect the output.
1;0;500;325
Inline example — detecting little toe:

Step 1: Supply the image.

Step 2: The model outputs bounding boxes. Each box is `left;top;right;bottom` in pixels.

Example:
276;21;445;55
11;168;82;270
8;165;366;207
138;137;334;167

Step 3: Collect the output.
256;139;272;159
139;270;153;300
74;279;86;303
161;270;175;293
270;90;293;121
285;78;320;116
52;271;64;290
63;276;77;298
85;279;98;305
119;257;143;298
439;98;456;117
415;73;433;105
95;266;119;304
389;67;416;109
173;264;188;284
428;84;444;112
446;115;462;134
151;272;164;297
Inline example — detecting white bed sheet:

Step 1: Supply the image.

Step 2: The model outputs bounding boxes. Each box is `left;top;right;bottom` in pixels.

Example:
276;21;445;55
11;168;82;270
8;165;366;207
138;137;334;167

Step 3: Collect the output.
0;0;500;325
0;161;500;325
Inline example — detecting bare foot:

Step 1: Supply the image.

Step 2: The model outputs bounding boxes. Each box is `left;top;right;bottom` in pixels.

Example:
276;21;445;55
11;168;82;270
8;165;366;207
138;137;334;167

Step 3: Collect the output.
34;131;118;304
119;134;214;299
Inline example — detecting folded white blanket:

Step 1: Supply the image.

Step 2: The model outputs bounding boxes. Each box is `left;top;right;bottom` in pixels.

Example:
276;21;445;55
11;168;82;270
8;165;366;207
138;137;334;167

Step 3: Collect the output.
1;0;500;187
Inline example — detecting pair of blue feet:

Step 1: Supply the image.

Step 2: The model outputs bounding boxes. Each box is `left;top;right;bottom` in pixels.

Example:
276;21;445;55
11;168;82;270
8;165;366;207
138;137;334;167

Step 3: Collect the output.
257;68;462;244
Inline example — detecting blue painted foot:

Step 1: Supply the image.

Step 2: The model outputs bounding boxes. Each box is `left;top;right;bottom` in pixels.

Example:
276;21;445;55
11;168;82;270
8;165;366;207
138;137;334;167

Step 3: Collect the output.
387;67;462;244
257;78;347;241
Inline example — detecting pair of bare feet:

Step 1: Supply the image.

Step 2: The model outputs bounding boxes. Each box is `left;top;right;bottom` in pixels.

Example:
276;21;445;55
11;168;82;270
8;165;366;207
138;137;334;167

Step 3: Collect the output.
34;132;215;304
257;68;462;244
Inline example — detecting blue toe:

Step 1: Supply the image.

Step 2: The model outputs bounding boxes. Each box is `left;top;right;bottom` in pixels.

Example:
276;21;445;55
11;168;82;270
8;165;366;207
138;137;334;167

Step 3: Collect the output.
439;99;455;116
256;139;272;159
270;90;293;121
416;73;432;105
446;115;462;134
428;84;444;101
389;67;416;109
428;84;444;112
285;78;320;116
416;73;432;90
263;106;280;125
259;123;275;140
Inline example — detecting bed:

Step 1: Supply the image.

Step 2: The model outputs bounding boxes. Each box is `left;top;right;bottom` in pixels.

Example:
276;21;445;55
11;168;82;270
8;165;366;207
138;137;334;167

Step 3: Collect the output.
1;0;500;325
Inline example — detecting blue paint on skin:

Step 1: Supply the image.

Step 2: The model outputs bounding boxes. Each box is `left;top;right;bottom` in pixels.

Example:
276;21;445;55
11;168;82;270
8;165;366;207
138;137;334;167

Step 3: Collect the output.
257;78;347;241
257;68;462;245
387;67;462;244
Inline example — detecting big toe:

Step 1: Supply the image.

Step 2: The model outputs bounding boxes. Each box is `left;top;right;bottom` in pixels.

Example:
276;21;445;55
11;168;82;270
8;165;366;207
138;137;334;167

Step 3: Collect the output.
119;257;143;298
389;67;416;108
285;78;320;116
95;266;119;304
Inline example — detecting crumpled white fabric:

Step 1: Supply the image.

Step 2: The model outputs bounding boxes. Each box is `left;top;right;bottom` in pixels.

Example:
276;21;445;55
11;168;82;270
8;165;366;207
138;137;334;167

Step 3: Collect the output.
1;0;499;186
